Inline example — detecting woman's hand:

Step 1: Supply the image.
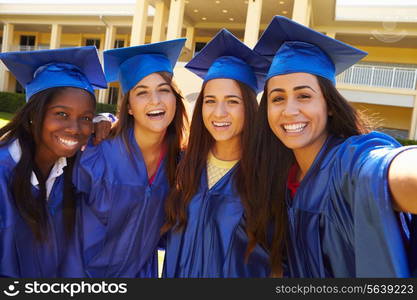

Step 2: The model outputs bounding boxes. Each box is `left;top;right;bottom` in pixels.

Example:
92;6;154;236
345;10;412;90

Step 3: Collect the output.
93;120;112;145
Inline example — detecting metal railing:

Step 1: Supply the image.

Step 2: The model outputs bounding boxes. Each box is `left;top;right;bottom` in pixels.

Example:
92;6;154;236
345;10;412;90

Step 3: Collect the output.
337;63;417;90
9;45;53;52
18;45;36;51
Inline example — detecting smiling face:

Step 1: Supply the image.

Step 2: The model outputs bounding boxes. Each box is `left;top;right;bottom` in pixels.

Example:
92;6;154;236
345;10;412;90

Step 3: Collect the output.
202;78;245;147
267;72;329;158
36;87;95;166
128;72;176;135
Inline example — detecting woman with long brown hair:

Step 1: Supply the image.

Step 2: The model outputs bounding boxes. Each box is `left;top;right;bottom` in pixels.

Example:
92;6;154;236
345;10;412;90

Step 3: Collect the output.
0;47;106;277
64;39;188;277
248;16;417;277
162;29;271;277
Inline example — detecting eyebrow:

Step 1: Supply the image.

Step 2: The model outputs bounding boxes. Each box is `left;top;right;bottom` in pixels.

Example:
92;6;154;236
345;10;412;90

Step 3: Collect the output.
203;95;242;99
268;88;285;96
48;105;72;110
48;105;94;114
294;85;316;93
268;85;317;96
133;82;170;90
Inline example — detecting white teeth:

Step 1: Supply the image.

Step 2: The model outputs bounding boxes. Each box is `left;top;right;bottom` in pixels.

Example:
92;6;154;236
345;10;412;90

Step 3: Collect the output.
283;123;307;133
213;121;231;127
58;137;78;147
147;109;165;115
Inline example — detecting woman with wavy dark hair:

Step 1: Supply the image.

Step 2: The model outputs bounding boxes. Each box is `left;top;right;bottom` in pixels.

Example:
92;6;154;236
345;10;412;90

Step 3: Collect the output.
162;29;271;277
247;16;417;278
65;39;188;278
0;46;106;277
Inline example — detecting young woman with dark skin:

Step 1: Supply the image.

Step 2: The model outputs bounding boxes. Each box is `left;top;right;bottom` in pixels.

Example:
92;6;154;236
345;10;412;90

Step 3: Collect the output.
0;46;106;277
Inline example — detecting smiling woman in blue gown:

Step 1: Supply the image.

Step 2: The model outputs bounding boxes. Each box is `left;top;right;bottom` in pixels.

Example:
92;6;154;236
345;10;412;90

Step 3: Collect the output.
64;39;188;278
246;16;417;277
0;47;106;277
162;29;271;278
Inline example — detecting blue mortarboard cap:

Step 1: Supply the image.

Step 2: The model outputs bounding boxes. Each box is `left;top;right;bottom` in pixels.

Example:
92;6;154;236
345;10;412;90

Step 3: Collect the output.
0;46;107;101
104;38;186;94
254;16;367;84
185;29;270;93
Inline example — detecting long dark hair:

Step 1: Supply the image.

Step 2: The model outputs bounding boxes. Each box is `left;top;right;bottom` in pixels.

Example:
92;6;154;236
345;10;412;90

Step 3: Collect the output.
246;75;371;276
110;71;188;187
162;80;258;234
0;88;94;242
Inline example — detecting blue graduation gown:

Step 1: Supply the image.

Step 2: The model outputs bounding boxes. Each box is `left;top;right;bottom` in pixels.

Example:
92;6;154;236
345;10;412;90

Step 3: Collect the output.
286;131;416;277
0;145;68;277
65;129;168;278
410;216;417;276
164;165;270;278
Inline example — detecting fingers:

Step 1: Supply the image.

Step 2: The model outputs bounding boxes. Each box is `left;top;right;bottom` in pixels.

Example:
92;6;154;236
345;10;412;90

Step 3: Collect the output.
93;121;112;145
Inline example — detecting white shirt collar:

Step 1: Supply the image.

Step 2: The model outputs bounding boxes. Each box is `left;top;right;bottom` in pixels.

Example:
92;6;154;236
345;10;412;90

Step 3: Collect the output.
8;139;67;199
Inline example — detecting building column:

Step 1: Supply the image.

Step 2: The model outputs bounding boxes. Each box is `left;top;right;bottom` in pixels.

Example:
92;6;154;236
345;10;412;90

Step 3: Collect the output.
409;94;417;140
130;0;149;46
243;0;263;48
1;23;14;92
98;25;117;104
185;25;195;59
166;0;185;40
50;24;62;49
151;0;169;43
117;87;123;107
103;24;116;51
292;0;312;27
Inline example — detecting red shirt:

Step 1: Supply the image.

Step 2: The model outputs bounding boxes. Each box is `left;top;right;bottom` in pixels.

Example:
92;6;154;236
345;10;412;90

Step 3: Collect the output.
148;146;166;185
287;164;300;198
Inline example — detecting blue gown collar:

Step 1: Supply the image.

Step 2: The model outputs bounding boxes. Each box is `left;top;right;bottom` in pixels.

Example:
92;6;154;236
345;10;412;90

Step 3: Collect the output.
126;127;167;186
201;161;239;194
295;135;342;188
287;135;343;208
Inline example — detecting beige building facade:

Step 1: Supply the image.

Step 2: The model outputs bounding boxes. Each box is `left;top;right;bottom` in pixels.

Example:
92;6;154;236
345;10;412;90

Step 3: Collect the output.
1;0;417;139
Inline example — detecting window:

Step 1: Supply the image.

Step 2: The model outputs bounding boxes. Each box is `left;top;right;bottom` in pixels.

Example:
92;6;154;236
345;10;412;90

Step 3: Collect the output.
114;39;125;48
85;39;101;49
15;81;24;94
108;87;120;105
20;35;36;51
194;42;206;55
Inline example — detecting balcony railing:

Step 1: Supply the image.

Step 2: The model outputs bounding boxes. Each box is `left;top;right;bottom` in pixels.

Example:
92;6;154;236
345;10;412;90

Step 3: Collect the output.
337;63;417;90
8;45;53;52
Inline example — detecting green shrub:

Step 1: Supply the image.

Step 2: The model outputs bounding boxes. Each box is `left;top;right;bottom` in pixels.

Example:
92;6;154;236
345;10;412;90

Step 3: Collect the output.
396;138;417;146
0;92;26;113
96;103;117;115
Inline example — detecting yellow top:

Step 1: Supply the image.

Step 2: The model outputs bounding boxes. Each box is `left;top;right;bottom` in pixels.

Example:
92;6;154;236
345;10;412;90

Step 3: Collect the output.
206;151;239;189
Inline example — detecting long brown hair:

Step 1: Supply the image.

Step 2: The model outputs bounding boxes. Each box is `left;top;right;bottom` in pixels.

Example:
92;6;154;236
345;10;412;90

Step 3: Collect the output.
0;88;93;242
162;80;258;234
110;71;188;187
246;75;371;276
